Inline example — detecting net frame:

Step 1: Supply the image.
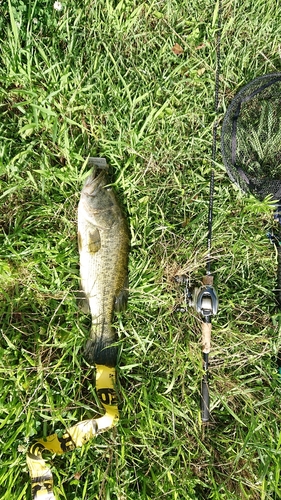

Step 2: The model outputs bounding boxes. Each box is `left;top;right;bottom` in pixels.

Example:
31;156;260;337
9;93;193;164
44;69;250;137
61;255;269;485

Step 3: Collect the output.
221;73;281;201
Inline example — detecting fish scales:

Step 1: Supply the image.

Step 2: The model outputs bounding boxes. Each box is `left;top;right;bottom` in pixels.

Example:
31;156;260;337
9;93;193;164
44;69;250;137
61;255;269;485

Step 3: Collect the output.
78;166;129;367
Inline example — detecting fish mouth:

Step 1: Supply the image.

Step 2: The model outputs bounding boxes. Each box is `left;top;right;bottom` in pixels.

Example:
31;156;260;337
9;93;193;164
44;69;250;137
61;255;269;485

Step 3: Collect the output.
82;167;109;197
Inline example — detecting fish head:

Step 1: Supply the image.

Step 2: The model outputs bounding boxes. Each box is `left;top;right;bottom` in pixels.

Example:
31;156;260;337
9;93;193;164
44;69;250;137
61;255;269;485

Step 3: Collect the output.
78;167;118;226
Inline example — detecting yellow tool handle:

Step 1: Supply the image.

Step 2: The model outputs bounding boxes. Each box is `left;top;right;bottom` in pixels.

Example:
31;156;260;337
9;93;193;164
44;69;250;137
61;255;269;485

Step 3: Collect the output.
27;365;119;500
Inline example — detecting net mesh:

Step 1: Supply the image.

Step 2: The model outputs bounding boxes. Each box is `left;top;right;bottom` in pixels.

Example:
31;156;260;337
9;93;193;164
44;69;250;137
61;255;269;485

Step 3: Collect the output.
221;73;281;200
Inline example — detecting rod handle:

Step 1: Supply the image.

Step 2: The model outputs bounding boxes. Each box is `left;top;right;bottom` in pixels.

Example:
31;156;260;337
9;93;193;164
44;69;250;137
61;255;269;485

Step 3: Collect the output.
202;321;211;354
201;321;211;422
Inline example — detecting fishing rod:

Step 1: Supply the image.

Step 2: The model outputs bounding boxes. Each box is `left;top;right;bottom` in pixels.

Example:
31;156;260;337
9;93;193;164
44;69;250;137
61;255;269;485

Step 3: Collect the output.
192;25;220;419
176;1;221;422
197;0;221;422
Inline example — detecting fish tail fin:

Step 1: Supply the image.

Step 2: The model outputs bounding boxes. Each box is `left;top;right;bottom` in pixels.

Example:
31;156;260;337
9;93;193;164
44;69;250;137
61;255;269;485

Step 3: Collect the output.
84;338;118;367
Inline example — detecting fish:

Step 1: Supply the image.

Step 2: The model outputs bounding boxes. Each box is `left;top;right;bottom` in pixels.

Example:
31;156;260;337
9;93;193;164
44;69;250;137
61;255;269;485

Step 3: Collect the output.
77;158;129;367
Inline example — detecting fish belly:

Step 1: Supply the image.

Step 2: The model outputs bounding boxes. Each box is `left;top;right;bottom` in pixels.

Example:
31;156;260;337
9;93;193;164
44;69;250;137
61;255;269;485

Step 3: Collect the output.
80;226;126;367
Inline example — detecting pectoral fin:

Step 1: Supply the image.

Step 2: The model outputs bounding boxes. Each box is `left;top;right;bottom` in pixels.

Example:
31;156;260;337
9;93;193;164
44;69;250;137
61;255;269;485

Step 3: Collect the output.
88;227;101;254
78;228;101;254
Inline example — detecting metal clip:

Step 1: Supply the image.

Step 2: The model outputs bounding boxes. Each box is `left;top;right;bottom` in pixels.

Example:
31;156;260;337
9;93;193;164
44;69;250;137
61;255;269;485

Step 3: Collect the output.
269;203;281;246
267;231;281;247
274;203;281;224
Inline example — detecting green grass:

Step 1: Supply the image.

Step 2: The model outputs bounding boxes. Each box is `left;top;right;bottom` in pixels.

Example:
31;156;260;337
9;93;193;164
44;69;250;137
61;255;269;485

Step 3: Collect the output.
1;0;281;498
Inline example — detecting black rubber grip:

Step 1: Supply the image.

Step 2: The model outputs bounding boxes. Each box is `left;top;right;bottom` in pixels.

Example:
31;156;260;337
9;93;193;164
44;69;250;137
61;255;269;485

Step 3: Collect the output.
201;378;210;422
84;339;118;367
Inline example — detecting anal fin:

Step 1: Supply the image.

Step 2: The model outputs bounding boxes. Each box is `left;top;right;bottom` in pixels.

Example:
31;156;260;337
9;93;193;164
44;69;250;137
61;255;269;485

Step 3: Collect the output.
114;276;129;313
77;289;90;314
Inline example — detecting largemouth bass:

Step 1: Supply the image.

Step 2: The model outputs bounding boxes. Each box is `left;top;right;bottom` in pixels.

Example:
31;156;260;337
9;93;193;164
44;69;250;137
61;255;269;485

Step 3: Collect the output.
78;159;129;367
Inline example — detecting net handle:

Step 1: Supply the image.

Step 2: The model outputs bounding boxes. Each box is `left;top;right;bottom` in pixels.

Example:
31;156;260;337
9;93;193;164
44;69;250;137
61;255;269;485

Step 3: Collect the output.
277;245;281;307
